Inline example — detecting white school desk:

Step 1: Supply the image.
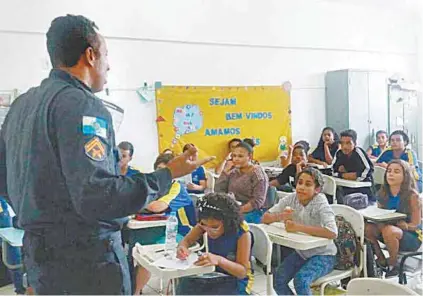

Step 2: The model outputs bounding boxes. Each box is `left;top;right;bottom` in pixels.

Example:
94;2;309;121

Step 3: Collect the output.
0;227;24;269
332;177;372;188
132;243;214;296
307;163;333;170
259;222;332;251
262;167;283;174
359;206;407;223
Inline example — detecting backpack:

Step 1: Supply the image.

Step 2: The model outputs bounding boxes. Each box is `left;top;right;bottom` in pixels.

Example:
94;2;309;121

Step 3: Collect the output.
363;238;383;278
344;193;368;210
334;215;362;270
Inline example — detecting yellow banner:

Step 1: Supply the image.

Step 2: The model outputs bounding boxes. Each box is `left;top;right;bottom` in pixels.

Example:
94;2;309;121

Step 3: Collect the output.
156;85;292;168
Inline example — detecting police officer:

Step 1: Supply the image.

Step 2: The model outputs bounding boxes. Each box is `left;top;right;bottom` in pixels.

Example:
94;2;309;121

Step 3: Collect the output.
0;14;213;295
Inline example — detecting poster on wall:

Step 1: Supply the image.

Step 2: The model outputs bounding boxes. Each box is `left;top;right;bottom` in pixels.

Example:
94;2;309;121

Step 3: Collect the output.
156;85;292;168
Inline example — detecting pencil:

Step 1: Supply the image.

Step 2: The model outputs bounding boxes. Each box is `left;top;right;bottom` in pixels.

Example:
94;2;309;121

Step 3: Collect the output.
204;233;209;253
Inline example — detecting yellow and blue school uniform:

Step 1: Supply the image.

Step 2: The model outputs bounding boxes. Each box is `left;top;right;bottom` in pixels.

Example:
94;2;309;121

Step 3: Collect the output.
158;181;196;236
369;144;385;158
209;220;254;295
136;181;196;245
187;166;206;194
176;220;254;295
377;148;422;193
378;194;422;251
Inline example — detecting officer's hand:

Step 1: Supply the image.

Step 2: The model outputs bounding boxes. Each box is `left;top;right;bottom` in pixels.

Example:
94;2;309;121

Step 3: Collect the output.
167;145;215;179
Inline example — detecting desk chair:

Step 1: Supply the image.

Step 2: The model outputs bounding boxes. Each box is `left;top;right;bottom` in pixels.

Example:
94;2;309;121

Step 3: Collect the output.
322;175;337;204
312;205;366;295
346;278;417;295
0;227;24;270
205;170;215;194
398;246;422;285
373;166;386;186
249;224;273;296
265;187;277;210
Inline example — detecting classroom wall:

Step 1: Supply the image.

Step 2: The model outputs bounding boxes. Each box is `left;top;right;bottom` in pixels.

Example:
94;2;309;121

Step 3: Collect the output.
0;0;421;171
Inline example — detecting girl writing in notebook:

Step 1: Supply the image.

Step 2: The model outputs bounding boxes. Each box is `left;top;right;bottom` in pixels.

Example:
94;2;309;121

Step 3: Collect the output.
262;168;337;296
176;193;254;295
365;159;422;277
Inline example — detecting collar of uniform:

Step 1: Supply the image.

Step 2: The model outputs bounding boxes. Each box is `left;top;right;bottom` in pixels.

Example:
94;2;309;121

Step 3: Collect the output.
49;69;93;93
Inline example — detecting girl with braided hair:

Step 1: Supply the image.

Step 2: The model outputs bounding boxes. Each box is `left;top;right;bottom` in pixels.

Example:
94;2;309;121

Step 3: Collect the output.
176;192;254;295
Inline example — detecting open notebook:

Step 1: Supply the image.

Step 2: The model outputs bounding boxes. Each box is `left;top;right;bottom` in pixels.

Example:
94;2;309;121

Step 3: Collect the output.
152;252;199;270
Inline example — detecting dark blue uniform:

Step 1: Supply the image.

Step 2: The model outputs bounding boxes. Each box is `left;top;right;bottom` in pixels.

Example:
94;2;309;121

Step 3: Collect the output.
0;70;172;295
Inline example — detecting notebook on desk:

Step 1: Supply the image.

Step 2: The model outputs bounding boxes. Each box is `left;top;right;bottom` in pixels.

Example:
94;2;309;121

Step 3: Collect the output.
359;207;406;222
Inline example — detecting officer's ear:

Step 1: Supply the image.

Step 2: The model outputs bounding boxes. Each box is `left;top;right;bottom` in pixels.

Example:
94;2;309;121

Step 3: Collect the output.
85;46;97;67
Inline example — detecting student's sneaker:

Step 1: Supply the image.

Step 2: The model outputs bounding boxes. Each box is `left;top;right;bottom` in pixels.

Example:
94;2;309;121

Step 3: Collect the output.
385;266;399;278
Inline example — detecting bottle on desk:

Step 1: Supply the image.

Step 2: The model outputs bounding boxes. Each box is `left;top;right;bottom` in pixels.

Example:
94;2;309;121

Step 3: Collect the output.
165;211;178;258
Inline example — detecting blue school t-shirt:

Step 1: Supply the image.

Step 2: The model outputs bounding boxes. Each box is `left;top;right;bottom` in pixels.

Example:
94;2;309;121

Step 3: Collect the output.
188;166;206;194
156;181;196;235
208;221;254;295
385;194;400;210
369;145;383;157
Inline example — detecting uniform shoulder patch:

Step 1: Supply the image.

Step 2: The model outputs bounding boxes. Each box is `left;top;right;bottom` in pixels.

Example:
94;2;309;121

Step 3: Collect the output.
82;116;108;139
85;137;106;161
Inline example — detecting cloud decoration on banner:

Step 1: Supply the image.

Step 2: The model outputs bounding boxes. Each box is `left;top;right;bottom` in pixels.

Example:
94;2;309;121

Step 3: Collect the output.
172;104;203;146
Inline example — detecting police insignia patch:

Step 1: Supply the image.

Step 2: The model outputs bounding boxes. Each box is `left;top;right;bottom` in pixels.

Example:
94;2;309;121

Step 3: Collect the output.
85;137;106;161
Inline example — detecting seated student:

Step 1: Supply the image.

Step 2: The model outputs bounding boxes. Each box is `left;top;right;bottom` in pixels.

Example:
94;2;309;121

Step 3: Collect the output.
118;141;141;176
262;168;337;296
243;138;260;165
270;143;308;192
366;130;388;160
280;140;310;168
332;129;374;201
216;138;242;175
215;141;268;224
133;153;196;295
182;143;207;194
176;193;254;295
376;130;422;193
308;126;340;167
365;160;422;277
0;197;25;295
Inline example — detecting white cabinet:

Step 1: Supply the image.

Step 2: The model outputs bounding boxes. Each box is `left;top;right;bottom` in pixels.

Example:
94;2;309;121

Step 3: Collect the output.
325;69;388;148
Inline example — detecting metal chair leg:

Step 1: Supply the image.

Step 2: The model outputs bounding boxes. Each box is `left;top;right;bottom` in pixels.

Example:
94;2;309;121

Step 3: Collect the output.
398;251;421;285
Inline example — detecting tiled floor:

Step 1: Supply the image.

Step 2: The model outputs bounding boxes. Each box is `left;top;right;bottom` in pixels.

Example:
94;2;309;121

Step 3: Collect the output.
0;264;420;295
0;262;271;295
0;284;14;295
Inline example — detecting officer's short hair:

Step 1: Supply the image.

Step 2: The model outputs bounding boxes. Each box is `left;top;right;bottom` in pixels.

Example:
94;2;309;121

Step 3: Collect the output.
46;14;100;68
154;154;174;170
118;141;134;157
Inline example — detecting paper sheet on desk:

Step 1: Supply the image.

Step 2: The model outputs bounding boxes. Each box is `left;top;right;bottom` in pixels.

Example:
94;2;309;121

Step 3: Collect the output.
270;222;285;229
359;207;396;217
152;253;199;270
